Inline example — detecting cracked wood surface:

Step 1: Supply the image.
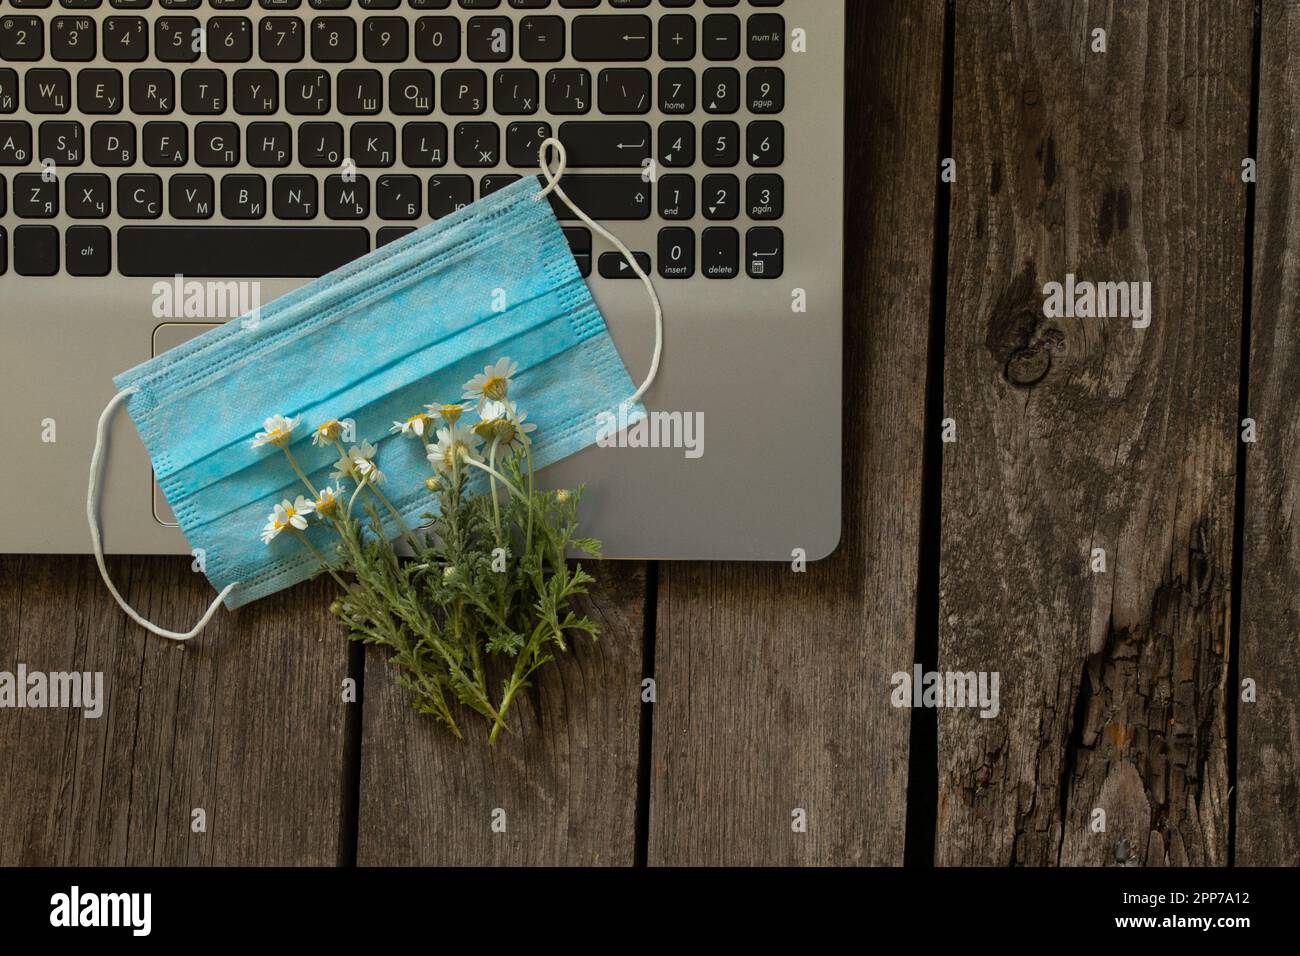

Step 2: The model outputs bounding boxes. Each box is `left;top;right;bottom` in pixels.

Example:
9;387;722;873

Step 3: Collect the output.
939;0;1251;865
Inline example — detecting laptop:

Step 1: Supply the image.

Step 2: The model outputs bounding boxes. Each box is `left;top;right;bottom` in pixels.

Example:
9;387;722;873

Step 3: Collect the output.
1;0;844;562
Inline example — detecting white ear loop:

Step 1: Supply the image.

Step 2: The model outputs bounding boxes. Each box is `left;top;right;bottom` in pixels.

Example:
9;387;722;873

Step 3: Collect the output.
88;386;238;641
534;137;662;407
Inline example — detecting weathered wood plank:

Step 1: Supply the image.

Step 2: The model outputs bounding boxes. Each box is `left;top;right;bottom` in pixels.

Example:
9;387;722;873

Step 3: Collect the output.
0;555;347;865
1237;0;1300;867
647;0;941;866
939;0;1251;865
356;563;646;866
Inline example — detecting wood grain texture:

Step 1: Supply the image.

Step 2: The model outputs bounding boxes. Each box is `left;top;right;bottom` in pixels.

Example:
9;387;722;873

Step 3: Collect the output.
0;555;347;865
938;0;1252;865
1237;0;1300;867
356;562;646;866
646;0;941;866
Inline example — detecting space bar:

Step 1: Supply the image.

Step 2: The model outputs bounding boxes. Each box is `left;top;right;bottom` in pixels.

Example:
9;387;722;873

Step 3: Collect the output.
118;226;371;278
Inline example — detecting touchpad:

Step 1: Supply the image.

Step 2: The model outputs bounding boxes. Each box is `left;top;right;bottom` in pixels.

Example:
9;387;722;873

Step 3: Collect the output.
152;323;220;526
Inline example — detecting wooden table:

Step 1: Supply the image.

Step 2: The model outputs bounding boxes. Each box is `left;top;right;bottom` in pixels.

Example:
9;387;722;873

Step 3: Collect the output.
2;1;1295;867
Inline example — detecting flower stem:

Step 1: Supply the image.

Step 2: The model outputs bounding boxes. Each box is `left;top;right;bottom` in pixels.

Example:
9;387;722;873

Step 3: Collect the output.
281;446;318;498
463;456;526;501
291;527;350;591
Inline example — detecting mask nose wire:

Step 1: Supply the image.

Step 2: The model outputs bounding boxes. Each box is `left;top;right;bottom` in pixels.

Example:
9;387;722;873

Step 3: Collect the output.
88;386;239;641
533;137;662;408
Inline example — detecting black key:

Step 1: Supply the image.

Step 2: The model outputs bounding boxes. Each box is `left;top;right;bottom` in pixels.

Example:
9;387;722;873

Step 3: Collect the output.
194;121;239;165
657;227;694;279
390;69;434;114
118;226;369;276
298;121;342;165
480;173;520;197
118;173;162;217
338;69;383;114
747;67;784;113
505;120;550;167
0;70;17;113
90;121;135;165
14;173;59;217
233;68;278;114
26;69;72;114
563;225;590;257
169;173;214;217
494;69;539;114
658;120;694;166
547;174;648;220
181;70;226;113
376;173;420;218
51;16;97;61
350;121;395;165
324;173;369;218
103;16;148;62
363;16;408;61
747;13;784;60
38;120;83;165
747;120;783;166
442;70;487;114
247;121;292;166
66;224;110;275
155;16;200;63
657;173;693;219
659;14;695;61
0;227;6;275
598;250;649;279
702;226;738;279
109;0;152;8
285;69;329;113
414;17;460;62
520;15;563;62
546;69;590;114
427;173;472;218
142;121;186;165
401;122;447;166
0;17;44;62
702;13;739;60
272;173;317;218
702;172;737;219
658;68;694;115
0;122;34;164
377;226;414;247
66;171;110;216
703;67;739;114
0;175;4;216
702;120;739;166
454;121;499;167
598;68;650;114
558;121;649;167
467;16;511;61
78;70;123;114
747;173;782;219
260;16;305;61
14;224;59;275
312;17;356;61
130;69;175;114
222;173;266;218
208;17;253;61
745;225;782;278
572;15;650;62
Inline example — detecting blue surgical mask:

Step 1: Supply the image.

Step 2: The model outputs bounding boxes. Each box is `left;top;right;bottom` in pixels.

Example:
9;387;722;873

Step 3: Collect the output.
88;142;662;640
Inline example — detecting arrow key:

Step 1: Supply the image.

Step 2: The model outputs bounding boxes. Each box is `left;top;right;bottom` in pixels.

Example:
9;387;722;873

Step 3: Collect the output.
747;121;784;167
702;173;739;221
598;250;651;279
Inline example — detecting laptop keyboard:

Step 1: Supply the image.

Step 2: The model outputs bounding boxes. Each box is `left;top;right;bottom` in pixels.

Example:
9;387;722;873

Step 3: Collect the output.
0;0;786;281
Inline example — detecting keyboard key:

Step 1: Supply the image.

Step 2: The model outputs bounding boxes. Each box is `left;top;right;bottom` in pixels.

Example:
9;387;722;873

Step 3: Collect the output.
260;16;305;60
233;68;278;114
657;120;694;166
169;173;214;217
572;15;650;62
702;173;737;219
415;16;460;61
480;173;520;197
377;173;420;218
247;121;292;165
598;68;651;114
745;226;782;278
117;173;162;217
443;69;487;113
747;120;783;166
657;227;694;279
38;119;84;164
66;224;110;275
702;120;739;167
285;69;329;113
103;16;148;62
26;69;72;114
401;121;447;166
747;67;784;113
324;172;369;218
1;121;34;165
0;227;6;275
0;17;45;61
659;15;695;61
51;16;97;61
389;69;434;114
298;121;342;165
377;226;414;247
208;17;253;61
658;68;694;114
598;250;650;279
702;14;739;60
519;15;564;62
557;120;649;167
0;70;17;113
747;13;785;60
505;120;551;167
272;173;317;218
427;173;472;218
14;173;59;217
311;17;356;61
350;121;395;165
702;67;740;114
14;224;59;275
454;121;499;166
494;69;539;114
118;226;369;276
657;173;693;219
363;16;408;61
130;69;175;114
155;16;200;63
562;225;590;257
195;121;240;165
702;226;738;278
78;70;123;113
467;16;512;61
142;121;186;164
547;174;648;220
747;173;782;219
338;69;383;114
90;121;135;165
66;171;111;216
222;173;266;218
546;69;590;114
181;70;227;113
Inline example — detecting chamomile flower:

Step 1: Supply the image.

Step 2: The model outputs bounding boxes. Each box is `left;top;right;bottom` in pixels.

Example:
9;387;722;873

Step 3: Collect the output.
259;495;314;543
425;401;470;426
426;424;484;471
331;440;379;482
252;414;301;449
391;413;433;439
474;399;537;451
312;485;342;518
312;420;345;447
462;358;519;409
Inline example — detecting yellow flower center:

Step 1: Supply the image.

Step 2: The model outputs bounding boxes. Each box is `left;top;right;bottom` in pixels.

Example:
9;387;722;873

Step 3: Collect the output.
438;405;463;425
482;376;508;401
